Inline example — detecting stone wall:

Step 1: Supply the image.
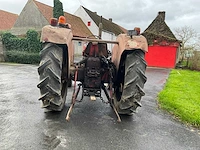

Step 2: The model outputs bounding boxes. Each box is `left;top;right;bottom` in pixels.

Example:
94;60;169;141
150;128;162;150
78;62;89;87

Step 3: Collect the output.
13;0;48;29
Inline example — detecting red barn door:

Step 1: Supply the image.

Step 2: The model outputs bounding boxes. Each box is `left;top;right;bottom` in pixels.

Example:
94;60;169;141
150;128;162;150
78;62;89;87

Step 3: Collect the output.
145;46;177;68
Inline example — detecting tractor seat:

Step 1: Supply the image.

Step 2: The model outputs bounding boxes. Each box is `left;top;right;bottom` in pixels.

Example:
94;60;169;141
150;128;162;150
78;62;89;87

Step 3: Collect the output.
83;42;108;57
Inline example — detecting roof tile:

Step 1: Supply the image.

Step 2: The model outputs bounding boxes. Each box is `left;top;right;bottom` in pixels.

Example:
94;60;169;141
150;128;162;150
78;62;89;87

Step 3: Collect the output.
82;6;126;35
142;11;178;42
34;0;92;37
0;10;18;31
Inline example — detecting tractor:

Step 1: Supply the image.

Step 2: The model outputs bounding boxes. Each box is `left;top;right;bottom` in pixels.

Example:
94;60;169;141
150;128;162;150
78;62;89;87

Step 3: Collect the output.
37;16;148;122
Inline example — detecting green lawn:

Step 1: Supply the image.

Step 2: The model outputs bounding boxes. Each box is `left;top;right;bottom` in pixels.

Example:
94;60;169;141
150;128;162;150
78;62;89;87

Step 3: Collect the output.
158;69;200;128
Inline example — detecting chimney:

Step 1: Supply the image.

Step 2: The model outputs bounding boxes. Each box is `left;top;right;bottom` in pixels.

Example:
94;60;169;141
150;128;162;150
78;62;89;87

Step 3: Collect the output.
158;11;165;21
109;18;112;22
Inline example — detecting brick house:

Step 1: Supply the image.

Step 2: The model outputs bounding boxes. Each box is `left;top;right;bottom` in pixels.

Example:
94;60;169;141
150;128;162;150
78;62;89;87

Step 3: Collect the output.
0;10;18;61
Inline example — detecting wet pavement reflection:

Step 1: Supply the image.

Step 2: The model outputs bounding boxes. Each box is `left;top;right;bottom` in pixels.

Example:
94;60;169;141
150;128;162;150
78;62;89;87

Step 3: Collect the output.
0;64;200;150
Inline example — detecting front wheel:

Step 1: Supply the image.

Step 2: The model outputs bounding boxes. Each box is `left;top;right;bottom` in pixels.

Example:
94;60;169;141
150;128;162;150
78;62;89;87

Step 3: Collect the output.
37;43;68;111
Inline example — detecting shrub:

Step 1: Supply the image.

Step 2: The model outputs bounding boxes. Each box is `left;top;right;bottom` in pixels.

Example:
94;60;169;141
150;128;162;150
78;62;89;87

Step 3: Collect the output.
53;0;64;19
1;30;41;52
188;51;200;71
26;29;41;53
1;30;42;64
5;50;40;64
1;32;18;50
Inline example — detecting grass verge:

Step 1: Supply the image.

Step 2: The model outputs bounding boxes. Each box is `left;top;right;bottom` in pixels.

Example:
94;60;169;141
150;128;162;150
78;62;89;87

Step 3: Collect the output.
158;69;200;128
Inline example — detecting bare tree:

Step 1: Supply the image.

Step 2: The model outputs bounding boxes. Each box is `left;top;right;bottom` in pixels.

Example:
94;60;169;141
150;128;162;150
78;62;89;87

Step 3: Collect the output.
195;36;200;51
174;26;198;62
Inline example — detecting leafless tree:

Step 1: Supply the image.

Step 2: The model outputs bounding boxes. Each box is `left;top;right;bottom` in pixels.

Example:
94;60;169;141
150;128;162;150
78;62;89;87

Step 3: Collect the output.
195;36;200;51
174;26;198;62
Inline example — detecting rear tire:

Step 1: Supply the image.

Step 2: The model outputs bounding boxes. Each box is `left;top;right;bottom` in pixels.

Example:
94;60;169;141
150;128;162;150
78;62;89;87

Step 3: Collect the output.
37;43;68;111
113;50;147;115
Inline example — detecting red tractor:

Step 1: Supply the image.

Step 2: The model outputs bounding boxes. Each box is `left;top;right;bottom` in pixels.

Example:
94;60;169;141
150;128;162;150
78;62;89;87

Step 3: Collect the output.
37;16;148;122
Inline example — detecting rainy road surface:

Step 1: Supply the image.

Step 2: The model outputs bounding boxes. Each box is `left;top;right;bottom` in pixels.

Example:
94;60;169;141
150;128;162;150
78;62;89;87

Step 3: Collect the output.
0;63;200;150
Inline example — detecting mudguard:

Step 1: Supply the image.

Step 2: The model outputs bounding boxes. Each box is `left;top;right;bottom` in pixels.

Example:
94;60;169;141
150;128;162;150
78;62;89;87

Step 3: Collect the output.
111;34;148;70
40;25;74;77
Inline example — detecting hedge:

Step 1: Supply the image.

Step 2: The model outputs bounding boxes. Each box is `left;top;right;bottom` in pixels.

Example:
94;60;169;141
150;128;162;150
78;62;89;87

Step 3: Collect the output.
2;29;42;52
5;50;40;64
1;29;41;64
188;51;200;71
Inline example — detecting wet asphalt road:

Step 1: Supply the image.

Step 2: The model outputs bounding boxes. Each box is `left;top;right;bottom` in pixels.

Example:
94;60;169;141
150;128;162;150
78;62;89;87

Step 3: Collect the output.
0;63;200;150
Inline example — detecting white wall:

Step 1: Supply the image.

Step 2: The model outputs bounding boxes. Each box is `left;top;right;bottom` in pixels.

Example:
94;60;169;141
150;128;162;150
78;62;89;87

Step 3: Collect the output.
74;6;99;37
73;41;84;56
102;30;117;51
74;6;118;52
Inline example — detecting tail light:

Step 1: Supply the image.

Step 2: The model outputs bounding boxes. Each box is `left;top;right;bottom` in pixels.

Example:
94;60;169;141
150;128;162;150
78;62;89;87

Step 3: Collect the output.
50;18;58;26
58;16;66;26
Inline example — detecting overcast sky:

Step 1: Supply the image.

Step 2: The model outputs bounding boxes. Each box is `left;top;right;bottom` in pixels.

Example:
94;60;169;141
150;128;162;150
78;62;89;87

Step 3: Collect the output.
1;0;200;34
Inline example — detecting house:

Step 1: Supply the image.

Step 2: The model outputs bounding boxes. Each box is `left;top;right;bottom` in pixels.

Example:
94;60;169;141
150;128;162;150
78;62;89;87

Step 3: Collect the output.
74;6;127;50
0;10;18;31
142;11;180;68
10;0;93;54
0;10;18;62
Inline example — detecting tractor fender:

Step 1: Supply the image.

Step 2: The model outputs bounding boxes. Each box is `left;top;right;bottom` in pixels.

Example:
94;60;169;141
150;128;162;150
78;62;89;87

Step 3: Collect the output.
111;34;148;70
40;25;73;45
40;25;74;77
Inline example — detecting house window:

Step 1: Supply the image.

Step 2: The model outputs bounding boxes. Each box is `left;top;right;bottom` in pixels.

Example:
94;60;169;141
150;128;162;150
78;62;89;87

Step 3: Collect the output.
87;21;91;26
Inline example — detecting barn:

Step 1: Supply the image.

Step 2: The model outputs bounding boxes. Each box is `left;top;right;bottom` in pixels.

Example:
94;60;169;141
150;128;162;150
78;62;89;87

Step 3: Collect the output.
142;11;180;68
10;0;93;55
